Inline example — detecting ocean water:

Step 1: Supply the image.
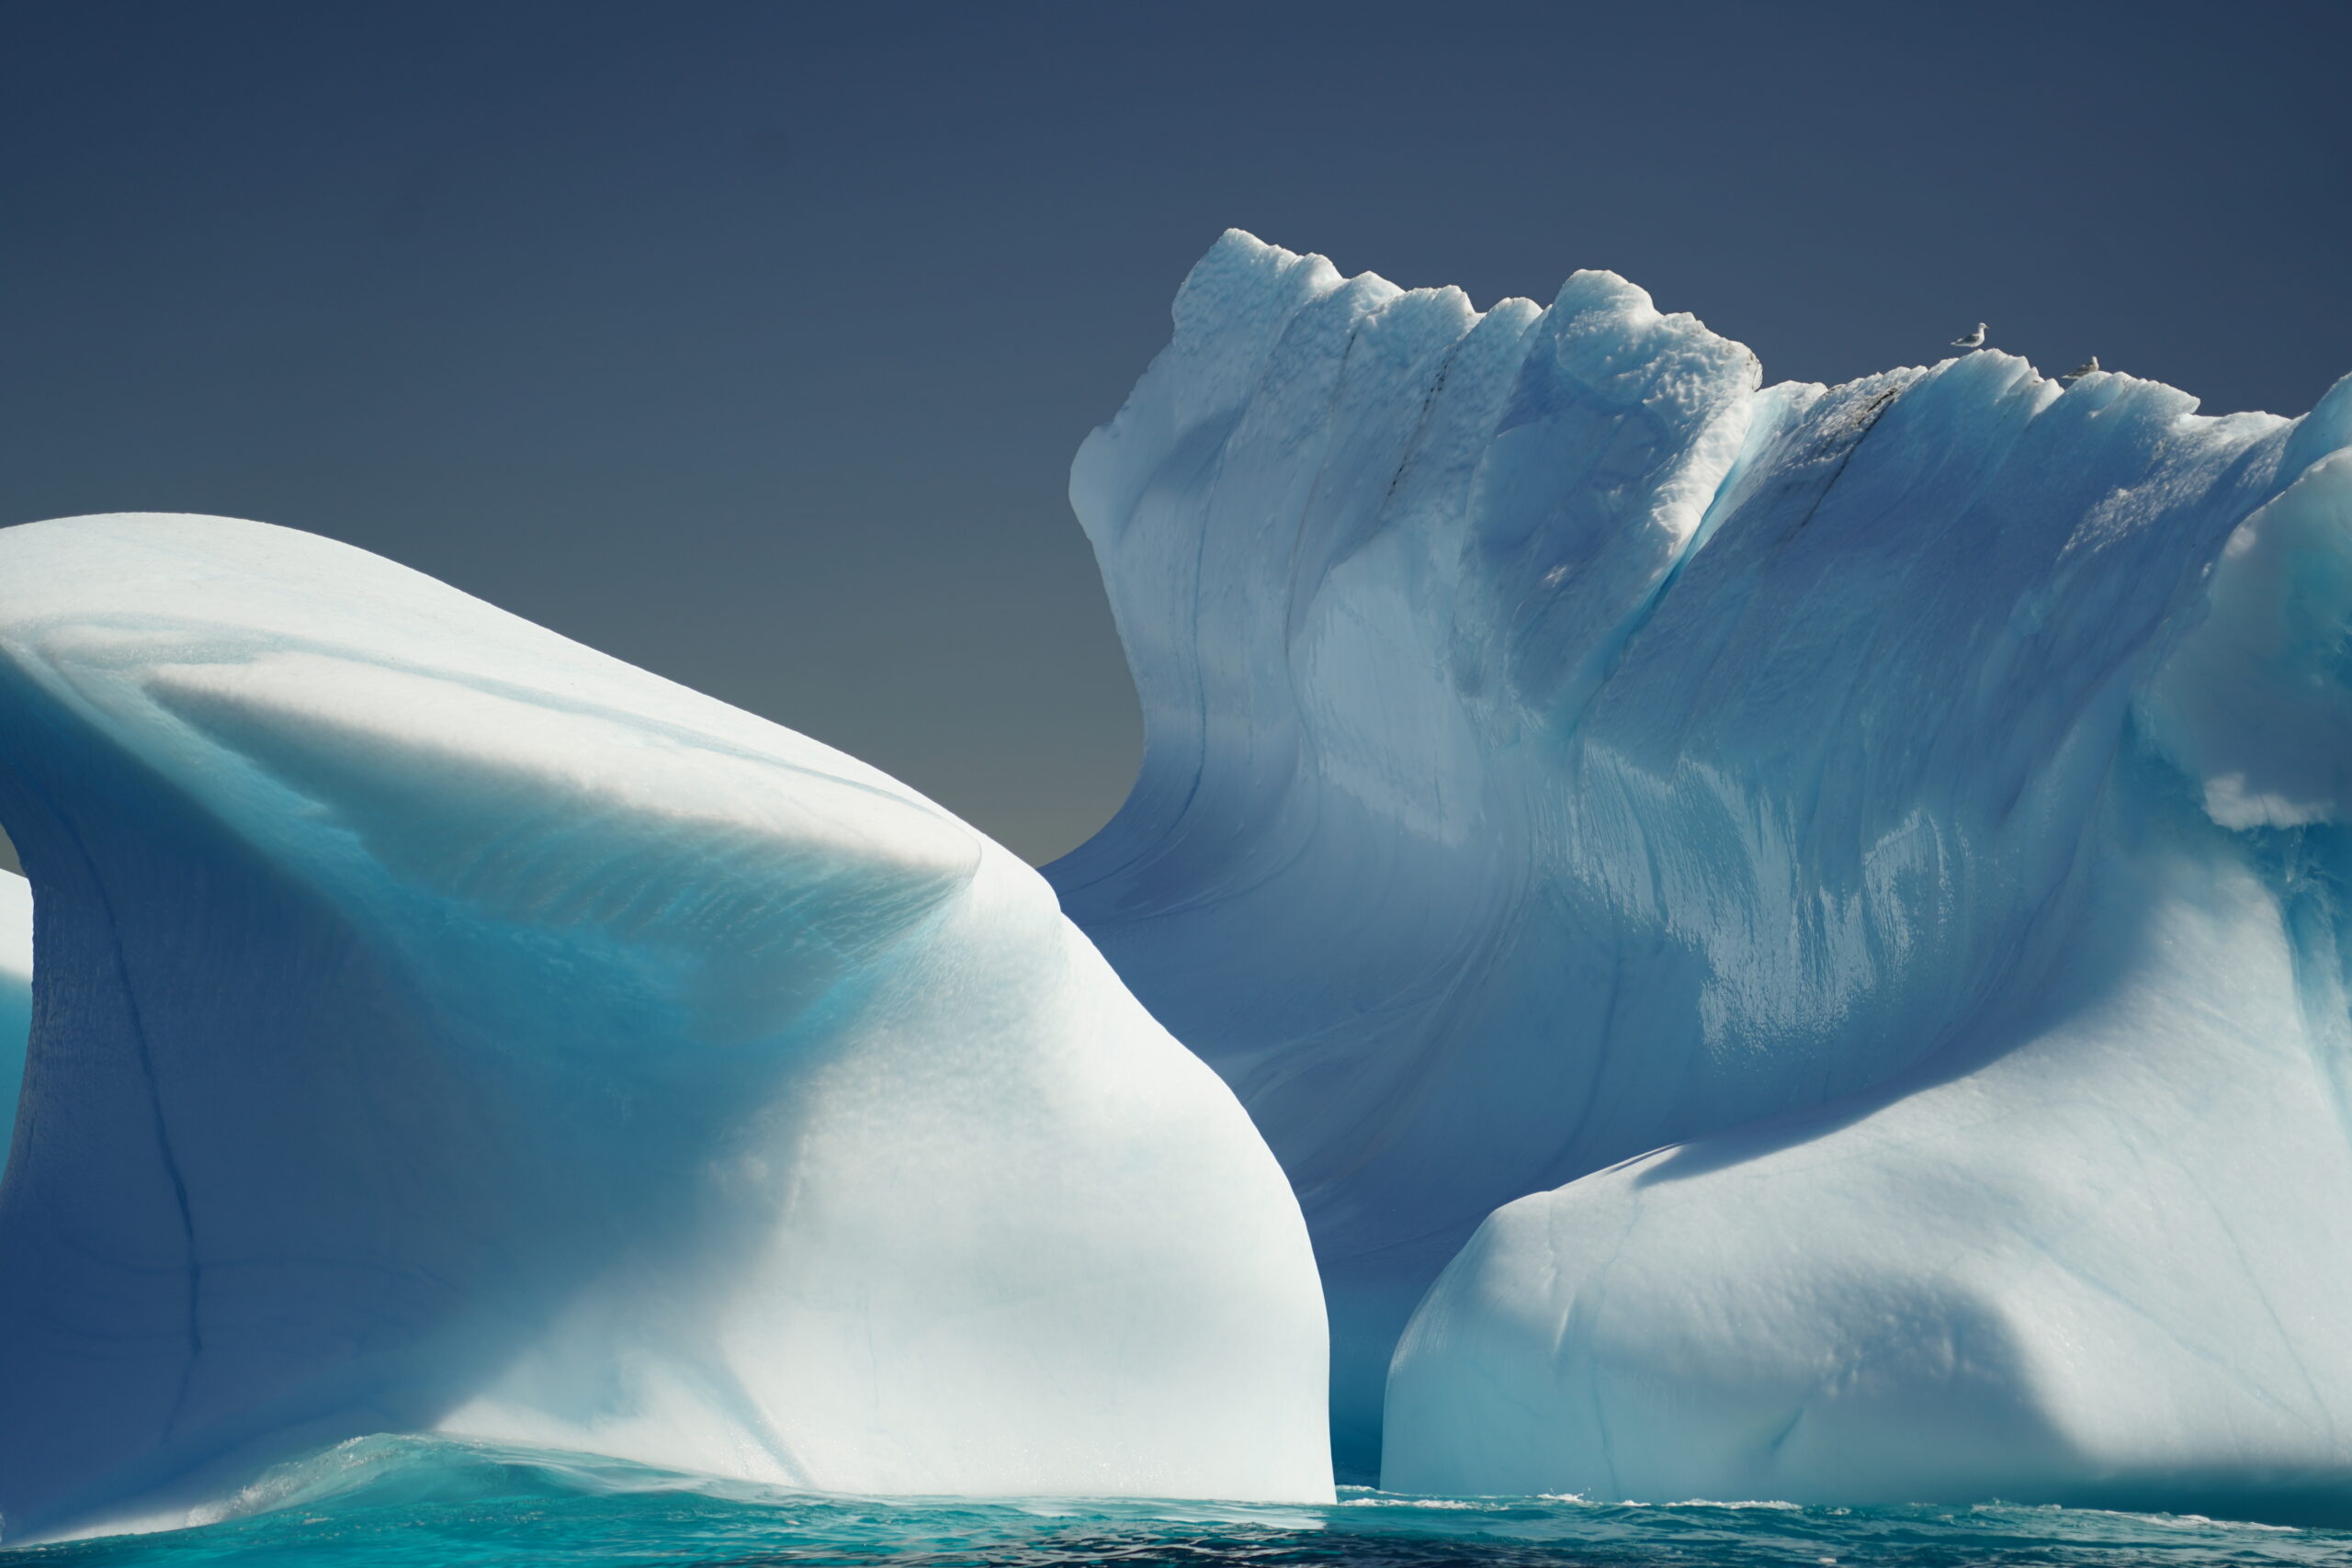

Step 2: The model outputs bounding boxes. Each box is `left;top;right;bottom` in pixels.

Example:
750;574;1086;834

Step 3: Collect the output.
6;1438;2351;1568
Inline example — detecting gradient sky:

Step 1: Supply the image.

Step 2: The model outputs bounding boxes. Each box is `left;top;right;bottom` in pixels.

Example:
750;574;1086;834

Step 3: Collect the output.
5;0;2349;863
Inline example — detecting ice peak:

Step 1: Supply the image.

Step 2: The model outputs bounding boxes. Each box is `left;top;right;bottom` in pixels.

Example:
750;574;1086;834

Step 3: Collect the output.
1055;235;2352;1511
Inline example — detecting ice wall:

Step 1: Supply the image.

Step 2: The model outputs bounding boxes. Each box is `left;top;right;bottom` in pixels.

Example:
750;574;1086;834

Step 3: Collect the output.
1051;230;2352;1506
0;515;1331;1543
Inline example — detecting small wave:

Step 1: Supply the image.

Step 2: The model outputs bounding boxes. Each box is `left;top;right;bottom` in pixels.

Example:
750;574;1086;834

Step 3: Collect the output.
13;1437;2352;1567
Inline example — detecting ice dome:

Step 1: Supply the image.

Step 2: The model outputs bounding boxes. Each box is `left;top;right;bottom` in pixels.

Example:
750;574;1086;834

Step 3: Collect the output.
0;514;1331;1542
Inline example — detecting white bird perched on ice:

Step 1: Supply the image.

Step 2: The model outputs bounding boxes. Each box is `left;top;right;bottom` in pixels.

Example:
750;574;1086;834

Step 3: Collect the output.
2063;355;2100;382
1951;323;1987;349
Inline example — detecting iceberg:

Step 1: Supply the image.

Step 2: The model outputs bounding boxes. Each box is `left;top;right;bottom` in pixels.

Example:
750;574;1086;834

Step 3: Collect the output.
0;514;1332;1543
1052;230;2352;1510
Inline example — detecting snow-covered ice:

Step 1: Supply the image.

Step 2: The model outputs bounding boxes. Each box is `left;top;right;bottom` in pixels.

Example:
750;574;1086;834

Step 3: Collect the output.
0;515;1332;1543
1052;230;2352;1512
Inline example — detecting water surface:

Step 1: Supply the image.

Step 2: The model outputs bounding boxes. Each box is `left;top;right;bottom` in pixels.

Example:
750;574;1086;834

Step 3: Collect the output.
8;1437;2347;1568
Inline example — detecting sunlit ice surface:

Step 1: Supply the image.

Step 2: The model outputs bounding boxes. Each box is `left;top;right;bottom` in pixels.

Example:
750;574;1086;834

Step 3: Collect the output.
1053;231;2352;1506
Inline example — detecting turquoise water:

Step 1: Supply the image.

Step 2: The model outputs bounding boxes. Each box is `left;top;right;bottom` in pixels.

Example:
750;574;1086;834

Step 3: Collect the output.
7;1438;2352;1568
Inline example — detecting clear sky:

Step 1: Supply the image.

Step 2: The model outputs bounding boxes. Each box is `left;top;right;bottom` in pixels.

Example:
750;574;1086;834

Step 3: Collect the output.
5;0;2348;863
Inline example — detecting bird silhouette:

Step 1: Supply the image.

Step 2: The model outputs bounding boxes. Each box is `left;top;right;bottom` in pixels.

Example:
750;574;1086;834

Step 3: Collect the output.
1951;323;1987;349
2062;355;2100;382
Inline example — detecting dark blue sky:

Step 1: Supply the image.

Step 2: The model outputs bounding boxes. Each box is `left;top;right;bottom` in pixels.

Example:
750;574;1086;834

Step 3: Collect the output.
5;0;2347;861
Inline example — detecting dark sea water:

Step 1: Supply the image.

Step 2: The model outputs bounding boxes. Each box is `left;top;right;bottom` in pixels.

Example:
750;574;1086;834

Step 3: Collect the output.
6;1438;2351;1568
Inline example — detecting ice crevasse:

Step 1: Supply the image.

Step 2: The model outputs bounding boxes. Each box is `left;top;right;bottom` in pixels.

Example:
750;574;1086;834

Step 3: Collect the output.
0;515;1333;1543
1050;229;2352;1515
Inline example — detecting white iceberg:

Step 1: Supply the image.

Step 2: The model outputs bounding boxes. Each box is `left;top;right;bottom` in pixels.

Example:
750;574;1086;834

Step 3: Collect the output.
1054;230;2352;1512
0;514;1332;1543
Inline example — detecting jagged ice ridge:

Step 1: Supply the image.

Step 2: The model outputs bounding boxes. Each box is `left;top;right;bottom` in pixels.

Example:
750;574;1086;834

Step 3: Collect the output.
1049;230;2352;1515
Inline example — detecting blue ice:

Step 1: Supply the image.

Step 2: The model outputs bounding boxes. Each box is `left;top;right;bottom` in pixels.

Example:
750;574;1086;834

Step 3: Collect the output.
0;516;1330;1543
1052;231;2352;1514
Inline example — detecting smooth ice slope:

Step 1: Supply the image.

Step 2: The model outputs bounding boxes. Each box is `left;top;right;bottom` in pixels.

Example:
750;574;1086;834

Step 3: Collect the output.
1052;230;2352;1509
0;515;1331;1544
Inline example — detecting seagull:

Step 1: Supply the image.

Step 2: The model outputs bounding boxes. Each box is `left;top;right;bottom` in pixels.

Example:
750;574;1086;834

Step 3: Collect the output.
2062;355;2100;382
1951;322;1987;349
